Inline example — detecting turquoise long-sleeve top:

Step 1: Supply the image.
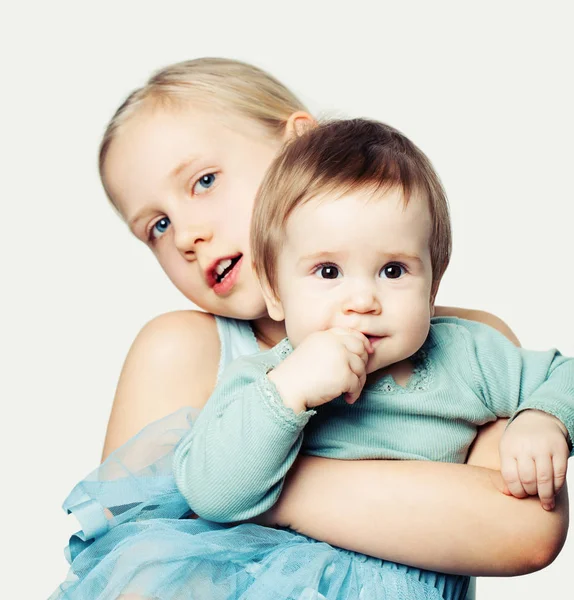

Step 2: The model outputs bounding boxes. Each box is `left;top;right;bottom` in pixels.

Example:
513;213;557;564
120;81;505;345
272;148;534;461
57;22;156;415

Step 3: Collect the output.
173;317;574;523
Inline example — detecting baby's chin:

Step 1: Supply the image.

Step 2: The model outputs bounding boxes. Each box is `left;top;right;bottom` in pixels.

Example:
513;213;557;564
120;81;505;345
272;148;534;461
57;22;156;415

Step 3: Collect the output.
366;360;392;376
366;345;421;375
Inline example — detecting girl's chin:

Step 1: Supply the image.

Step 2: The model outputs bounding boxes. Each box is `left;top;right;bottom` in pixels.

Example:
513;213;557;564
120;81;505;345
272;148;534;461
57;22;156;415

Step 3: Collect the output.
215;297;269;321
179;284;265;320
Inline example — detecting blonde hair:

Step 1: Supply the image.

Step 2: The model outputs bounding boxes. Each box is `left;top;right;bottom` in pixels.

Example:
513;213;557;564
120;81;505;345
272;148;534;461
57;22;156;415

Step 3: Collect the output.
251;119;451;299
98;57;310;201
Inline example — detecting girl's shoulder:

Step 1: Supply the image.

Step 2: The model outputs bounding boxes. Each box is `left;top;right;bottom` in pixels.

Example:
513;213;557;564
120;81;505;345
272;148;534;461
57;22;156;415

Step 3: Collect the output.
135;309;222;374
144;308;220;339
134;307;222;384
433;305;520;346
102;310;221;459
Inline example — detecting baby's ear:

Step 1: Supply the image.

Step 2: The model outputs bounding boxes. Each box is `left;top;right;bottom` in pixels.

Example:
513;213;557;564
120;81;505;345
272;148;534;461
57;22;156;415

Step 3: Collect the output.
284;111;317;141
260;278;285;322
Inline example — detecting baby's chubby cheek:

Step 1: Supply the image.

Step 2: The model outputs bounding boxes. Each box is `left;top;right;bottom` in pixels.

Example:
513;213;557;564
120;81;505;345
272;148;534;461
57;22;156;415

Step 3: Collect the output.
283;321;309;349
404;310;432;350
384;298;432;352
284;311;333;348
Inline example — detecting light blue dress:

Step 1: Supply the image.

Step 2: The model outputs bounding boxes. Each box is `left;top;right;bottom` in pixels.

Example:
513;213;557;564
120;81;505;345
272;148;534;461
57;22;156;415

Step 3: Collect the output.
50;317;470;600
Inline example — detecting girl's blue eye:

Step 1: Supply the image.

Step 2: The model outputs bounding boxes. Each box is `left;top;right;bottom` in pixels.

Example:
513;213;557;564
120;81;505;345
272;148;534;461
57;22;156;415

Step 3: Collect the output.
193;173;216;193
316;265;341;279
380;263;405;279
150;216;171;240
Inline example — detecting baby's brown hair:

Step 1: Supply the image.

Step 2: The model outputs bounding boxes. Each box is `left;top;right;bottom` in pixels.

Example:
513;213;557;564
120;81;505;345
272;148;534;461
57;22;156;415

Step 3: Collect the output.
251;118;451;300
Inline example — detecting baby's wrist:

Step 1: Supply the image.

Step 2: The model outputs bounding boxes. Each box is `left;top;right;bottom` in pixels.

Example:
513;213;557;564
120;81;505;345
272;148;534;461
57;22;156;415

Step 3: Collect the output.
518;409;569;438
267;368;307;414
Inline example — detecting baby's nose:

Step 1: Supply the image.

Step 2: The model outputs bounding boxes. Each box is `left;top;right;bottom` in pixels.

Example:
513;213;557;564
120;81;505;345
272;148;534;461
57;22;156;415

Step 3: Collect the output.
342;285;382;315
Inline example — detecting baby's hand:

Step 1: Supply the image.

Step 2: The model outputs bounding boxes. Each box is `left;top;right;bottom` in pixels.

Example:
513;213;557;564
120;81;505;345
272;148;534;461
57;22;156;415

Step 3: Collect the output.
499;409;570;511
268;328;372;413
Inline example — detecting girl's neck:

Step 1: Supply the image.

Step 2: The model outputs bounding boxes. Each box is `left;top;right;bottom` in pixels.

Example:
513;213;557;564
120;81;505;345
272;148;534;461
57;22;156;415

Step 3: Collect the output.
250;316;287;351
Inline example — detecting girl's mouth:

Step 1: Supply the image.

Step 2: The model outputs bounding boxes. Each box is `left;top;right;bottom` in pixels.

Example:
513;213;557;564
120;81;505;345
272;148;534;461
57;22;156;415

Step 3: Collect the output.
210;254;243;295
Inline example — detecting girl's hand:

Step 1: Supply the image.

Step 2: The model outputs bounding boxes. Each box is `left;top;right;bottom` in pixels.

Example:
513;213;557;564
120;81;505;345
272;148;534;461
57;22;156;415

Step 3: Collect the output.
499;409;570;511
268;328;371;413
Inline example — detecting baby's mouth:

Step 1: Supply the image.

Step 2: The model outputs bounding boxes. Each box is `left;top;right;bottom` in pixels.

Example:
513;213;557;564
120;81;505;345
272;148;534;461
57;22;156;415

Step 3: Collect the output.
366;335;384;346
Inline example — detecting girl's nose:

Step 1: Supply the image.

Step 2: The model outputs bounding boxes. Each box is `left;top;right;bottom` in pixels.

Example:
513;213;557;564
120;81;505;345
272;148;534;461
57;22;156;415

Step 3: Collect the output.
174;223;213;256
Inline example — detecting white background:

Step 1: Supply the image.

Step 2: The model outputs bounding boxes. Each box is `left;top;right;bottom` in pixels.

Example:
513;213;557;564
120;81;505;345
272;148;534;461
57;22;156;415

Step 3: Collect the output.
2;1;573;598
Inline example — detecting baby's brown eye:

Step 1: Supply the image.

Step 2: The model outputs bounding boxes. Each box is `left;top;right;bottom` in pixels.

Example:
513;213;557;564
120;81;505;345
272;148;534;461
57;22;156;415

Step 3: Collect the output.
318;265;340;279
381;263;405;279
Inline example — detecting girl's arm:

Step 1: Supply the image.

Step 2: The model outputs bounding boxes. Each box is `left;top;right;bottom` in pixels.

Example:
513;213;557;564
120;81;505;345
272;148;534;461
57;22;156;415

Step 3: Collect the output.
263;456;568;577
102;308;568;577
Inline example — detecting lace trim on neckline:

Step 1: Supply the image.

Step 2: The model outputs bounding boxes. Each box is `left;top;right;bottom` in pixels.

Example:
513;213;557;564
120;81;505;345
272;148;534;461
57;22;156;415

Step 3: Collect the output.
367;348;433;394
260;334;432;394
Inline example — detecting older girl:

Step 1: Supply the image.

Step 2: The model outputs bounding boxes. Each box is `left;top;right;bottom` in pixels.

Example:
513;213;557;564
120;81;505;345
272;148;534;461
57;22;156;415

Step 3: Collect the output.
51;58;567;600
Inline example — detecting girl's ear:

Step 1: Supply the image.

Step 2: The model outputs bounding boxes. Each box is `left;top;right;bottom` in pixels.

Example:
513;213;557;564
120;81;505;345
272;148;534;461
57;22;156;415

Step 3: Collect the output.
260;278;285;322
284;111;317;141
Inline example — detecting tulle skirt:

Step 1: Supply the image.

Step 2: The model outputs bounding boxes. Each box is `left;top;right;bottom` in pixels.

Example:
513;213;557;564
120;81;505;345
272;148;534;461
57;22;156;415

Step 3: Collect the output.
50;408;469;600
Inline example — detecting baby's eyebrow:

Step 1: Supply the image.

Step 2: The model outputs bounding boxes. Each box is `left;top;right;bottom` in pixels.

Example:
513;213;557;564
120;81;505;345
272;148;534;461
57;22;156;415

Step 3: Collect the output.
385;253;424;265
297;251;423;264
297;251;341;266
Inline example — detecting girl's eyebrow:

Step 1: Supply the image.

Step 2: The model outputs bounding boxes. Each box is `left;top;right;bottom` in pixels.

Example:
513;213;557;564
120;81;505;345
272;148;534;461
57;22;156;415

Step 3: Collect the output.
170;156;199;179
128;208;154;232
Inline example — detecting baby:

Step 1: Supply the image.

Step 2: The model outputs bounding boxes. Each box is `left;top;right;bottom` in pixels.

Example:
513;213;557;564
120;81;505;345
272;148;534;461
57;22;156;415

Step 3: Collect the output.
174;118;573;523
